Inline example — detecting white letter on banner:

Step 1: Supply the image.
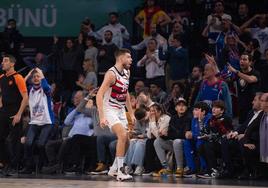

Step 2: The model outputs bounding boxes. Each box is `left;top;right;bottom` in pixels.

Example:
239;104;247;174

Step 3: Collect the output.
42;4;56;27
16;4;23;26
8;4;14;19
0;8;7;26
25;8;40;27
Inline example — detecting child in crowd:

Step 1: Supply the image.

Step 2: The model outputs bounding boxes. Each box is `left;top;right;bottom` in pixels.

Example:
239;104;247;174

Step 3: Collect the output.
183;102;212;177
198;100;233;178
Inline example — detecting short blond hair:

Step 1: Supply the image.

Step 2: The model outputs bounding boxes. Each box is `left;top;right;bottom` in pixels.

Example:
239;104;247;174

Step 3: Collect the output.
83;58;95;72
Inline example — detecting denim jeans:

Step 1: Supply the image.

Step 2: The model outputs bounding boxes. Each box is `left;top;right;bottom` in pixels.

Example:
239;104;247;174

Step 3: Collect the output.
125;139;146;167
24;124;52;167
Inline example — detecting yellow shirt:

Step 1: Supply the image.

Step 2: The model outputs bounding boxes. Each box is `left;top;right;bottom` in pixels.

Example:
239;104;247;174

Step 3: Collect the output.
136;9;169;38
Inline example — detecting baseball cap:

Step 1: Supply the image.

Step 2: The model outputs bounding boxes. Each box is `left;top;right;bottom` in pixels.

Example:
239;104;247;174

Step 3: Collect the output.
175;97;187;106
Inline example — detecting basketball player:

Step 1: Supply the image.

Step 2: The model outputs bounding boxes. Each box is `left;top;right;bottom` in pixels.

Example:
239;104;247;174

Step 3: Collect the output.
96;48;135;181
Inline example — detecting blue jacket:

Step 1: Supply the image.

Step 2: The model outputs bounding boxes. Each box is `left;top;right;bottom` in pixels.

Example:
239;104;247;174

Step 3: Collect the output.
195;80;232;117
191;113;212;140
159;46;189;80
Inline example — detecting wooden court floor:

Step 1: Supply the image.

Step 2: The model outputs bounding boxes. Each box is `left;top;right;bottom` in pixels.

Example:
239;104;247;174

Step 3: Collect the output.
0;176;268;188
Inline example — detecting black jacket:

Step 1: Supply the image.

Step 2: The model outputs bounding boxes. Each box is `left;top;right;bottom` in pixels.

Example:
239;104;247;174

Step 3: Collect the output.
237;110;263;145
167;112;192;140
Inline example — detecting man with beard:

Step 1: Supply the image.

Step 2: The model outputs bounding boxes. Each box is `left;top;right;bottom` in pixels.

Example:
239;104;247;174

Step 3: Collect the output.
20;68;54;174
132;23;167;51
97;30;118;85
96;49;135;181
228;52;260;124
185;66;203;108
97;12;129;48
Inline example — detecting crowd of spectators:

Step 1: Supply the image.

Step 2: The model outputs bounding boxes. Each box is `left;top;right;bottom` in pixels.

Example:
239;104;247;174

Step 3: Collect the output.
0;0;268;180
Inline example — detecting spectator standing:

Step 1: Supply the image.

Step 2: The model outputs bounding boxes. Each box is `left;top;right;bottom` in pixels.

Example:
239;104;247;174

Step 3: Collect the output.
240;14;268;60
84;36;98;72
97;30;118;85
20;68;54;174
159;34;189;91
2;19;24;69
137;38;165;88
135;0;171;38
184;66;203;108
97;12;129;48
205;0;232;54
228;52;260;124
52;34;84;92
76;59;97;94
132;23;167;51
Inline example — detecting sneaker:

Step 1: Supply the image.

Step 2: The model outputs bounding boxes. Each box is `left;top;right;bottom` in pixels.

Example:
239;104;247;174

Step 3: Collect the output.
108;167;118;177
42;163;61;174
0;163;4;169
152;168;173;177
197;172;212;179
134;166;144;176
19;167;33;174
174;168;183;178
124;166;133;175
197;168;218;179
183;169;196;178
90;163;108;175
142;170;153;176
237;170;250;180
1;165;16;176
212;168;219;177
117;171;133;181
64;165;81;174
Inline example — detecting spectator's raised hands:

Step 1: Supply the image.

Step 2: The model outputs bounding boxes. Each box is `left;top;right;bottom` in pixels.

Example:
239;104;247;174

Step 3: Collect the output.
158;38;166;48
24;68;35;81
35;67;45;79
53;35;58;44
204;53;216;65
204;53;220;73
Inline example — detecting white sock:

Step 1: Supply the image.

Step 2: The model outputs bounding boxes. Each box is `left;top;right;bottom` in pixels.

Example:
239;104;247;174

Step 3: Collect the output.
110;158;117;170
117;157;125;173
